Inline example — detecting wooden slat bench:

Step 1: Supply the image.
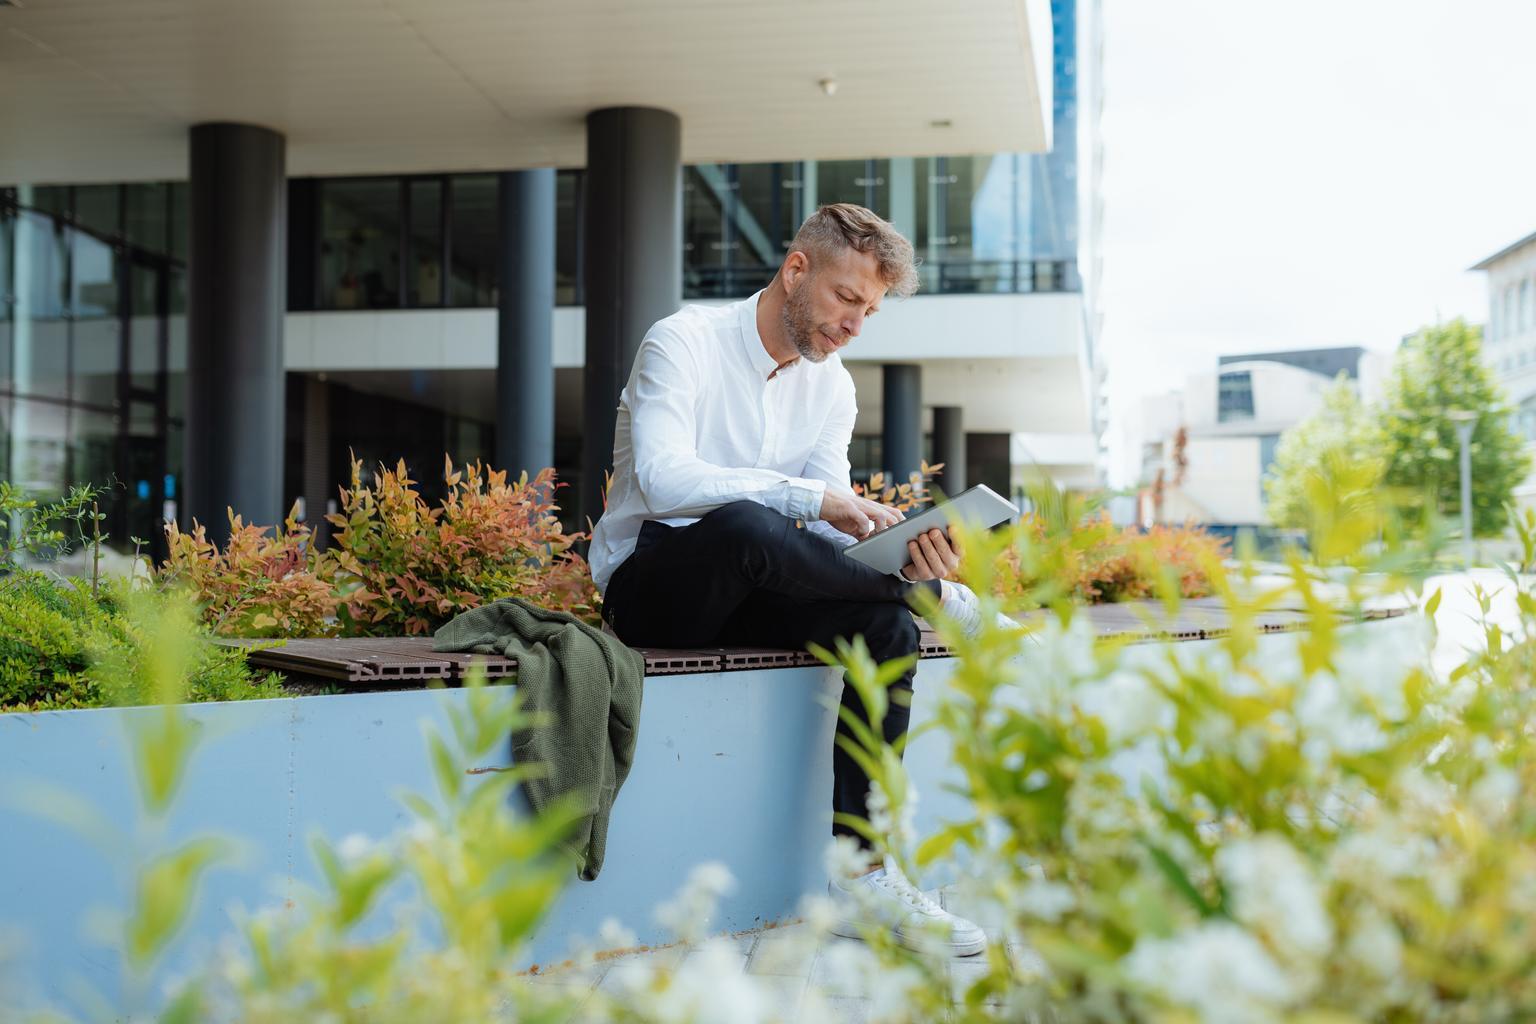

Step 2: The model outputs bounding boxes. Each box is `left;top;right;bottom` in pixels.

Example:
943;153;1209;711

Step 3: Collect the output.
223;601;1407;688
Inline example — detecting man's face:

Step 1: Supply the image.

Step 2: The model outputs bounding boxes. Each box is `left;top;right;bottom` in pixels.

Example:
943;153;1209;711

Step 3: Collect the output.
781;248;887;364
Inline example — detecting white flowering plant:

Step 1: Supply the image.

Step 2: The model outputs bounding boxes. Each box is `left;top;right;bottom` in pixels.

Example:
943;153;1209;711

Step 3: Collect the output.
9;483;1536;1024
827;491;1536;1022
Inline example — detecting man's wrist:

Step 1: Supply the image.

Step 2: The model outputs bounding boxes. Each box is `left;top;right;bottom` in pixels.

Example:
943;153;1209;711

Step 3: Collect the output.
791;478;828;521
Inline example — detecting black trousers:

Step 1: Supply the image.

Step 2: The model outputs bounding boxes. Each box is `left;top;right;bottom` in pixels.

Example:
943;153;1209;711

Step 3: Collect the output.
601;500;939;847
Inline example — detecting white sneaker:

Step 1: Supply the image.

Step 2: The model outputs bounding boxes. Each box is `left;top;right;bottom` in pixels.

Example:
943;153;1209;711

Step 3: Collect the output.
829;859;987;957
938;580;1021;637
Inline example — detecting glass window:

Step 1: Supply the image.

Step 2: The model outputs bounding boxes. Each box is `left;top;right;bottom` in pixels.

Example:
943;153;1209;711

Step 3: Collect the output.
0;209;11;394
1218;371;1254;423
556;170;580;306
1522;279;1533;332
683;165;726;298
70;404;119;511
1507;287;1519;336
815;159;889;216
319;179;401;310
125;183;167;254
12;210;70;400
75;185;121;239
72;228;122;410
127;261;163;393
407;179;443;307
28;186;70;220
168;182;189;263
733;162;792;293
448;175;496;306
8;397;70;498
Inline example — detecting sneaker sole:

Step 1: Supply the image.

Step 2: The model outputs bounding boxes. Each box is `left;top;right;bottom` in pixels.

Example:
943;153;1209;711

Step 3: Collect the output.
831;918;987;958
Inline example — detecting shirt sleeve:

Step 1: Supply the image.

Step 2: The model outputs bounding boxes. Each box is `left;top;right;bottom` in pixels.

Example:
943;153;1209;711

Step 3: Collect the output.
800;370;860;547
628;332;828;521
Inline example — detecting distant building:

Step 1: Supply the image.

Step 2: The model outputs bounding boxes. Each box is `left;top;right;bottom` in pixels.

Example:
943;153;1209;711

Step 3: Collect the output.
1136;348;1385;530
1473;230;1536;506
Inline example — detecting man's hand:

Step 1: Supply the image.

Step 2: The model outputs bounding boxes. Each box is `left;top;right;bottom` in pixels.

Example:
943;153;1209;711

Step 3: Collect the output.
902;528;962;582
819;489;904;539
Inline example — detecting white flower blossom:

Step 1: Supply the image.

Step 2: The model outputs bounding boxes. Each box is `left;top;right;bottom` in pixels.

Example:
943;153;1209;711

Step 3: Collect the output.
1015;878;1075;923
1125;921;1295;1024
654;862;735;944
336;832;376;863
1216;835;1333;975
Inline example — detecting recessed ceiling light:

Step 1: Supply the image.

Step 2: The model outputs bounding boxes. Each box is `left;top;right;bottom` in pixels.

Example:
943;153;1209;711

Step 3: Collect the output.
818;78;838;97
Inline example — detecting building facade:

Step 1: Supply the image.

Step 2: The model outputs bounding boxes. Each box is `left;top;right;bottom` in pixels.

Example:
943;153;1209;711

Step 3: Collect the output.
1474;230;1536;506
1136;347;1384;532
1;0;1101;555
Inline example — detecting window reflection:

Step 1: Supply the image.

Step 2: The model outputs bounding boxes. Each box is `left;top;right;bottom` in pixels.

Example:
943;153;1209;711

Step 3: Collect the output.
13;210;70;400
72;229;121;409
449;176;496;307
681;155;1079;300
556;170;581;306
407;179;443;308
126;183;167;254
75;185;121;239
320;179;401;310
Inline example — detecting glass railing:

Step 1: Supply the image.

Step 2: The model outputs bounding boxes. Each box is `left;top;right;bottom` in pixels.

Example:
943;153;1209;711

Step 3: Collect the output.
682;260;1081;301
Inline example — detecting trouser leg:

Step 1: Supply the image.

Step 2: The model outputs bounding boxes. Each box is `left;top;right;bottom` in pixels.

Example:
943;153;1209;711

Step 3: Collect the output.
601;499;937;648
718;590;920;848
600;501;931;849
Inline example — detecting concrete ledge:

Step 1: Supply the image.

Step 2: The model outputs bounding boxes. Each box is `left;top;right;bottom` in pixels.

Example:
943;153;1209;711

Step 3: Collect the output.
0;614;1418;1012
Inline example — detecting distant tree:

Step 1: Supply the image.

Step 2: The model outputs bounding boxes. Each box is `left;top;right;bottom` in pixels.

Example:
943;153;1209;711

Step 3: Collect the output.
1380;318;1530;536
1265;375;1386;531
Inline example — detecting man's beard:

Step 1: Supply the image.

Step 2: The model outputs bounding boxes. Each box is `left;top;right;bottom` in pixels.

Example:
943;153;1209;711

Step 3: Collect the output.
782;281;829;363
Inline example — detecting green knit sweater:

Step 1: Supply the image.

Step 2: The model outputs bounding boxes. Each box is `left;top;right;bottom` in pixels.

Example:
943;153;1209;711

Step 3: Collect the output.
433;598;645;880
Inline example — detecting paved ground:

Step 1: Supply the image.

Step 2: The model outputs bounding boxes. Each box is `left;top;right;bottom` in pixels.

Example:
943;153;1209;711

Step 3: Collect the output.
526;885;1035;1023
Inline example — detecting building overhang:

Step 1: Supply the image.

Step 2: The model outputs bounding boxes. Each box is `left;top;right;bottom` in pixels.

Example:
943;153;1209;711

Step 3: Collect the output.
0;0;1049;185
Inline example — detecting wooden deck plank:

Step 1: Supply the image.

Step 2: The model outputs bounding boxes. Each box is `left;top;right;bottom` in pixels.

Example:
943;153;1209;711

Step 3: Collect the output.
220;602;1407;687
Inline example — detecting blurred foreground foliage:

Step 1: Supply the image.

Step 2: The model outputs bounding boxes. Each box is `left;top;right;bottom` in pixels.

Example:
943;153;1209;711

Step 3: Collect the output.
10;466;1536;1022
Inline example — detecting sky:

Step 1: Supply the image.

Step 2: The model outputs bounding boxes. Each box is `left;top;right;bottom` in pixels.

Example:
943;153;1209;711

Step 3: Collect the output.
1098;0;1536;483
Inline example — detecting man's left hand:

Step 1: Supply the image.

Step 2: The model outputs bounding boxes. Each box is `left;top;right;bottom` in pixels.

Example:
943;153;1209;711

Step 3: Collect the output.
903;528;962;581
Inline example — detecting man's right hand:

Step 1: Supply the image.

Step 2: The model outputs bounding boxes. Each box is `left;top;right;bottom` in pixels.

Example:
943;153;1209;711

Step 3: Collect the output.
819;489;904;540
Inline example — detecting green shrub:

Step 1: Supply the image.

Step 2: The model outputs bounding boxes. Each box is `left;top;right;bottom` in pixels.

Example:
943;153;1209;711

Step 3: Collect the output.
0;572;283;713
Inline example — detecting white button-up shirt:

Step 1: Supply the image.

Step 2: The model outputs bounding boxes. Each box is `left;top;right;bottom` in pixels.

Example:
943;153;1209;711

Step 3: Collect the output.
589;290;858;594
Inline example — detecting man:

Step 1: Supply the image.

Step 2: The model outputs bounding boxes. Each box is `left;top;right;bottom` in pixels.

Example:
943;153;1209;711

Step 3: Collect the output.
591;203;996;956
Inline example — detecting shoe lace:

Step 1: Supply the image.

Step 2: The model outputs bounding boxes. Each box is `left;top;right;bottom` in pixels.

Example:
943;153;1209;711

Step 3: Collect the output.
876;867;944;916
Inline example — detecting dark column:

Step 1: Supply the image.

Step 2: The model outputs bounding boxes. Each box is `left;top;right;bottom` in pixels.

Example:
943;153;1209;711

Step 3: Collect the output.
932;405;967;496
496;168;556;479
186;122;286;538
582;106;682;523
882;364;923;484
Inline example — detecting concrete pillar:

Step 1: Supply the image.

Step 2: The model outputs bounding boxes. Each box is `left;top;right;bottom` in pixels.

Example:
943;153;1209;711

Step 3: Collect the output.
882;364;923;484
582;106;682;523
186;122;286;538
932;406;966;496
496;168;556;480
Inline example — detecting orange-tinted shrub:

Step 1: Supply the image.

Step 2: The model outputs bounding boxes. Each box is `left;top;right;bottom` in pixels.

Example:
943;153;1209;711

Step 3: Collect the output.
160;456;599;637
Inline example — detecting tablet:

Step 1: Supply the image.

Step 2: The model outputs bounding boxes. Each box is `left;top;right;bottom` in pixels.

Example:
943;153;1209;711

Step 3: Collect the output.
843;484;1019;576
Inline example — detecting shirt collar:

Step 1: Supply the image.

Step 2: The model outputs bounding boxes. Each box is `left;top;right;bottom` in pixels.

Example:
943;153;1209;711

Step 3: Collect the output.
739;290;795;381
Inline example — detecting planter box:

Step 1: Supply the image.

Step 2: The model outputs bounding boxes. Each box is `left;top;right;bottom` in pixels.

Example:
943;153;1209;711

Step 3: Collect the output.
0;614;1417;1014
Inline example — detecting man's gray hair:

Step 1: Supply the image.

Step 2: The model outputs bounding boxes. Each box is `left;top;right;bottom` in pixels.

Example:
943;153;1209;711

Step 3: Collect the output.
789;203;920;298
